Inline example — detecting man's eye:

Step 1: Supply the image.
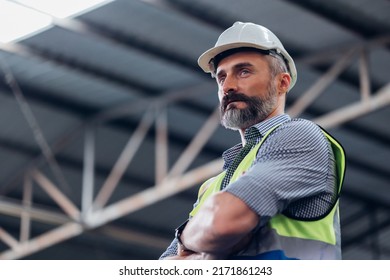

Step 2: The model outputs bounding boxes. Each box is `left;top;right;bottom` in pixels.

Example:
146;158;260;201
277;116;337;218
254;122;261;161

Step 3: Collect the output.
240;69;250;76
218;77;225;84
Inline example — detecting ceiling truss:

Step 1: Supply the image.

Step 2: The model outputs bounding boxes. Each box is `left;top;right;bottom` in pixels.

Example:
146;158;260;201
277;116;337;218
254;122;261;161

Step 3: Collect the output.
1;29;389;258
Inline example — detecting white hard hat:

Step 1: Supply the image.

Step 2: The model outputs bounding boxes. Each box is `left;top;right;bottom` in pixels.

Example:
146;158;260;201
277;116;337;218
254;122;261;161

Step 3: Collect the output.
198;22;297;91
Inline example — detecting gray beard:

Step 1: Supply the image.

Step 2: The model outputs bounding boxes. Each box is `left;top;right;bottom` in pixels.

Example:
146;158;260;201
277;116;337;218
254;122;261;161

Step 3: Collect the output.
220;90;277;131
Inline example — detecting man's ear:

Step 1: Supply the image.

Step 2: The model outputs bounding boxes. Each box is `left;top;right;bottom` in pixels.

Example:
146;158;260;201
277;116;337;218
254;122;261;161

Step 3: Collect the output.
278;73;291;94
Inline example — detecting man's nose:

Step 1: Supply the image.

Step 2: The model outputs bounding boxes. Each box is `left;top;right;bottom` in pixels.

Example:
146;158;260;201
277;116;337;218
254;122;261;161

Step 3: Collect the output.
222;75;238;95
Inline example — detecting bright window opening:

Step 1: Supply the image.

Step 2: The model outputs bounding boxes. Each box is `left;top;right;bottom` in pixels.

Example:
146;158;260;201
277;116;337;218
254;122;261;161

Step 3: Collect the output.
0;0;112;43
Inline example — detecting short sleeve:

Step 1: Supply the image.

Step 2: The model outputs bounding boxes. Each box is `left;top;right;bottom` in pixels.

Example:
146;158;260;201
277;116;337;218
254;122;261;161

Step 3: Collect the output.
224;119;335;225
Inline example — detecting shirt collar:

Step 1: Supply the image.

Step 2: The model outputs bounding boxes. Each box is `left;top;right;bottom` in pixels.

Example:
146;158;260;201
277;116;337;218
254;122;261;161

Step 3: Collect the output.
222;114;291;169
249;114;291;138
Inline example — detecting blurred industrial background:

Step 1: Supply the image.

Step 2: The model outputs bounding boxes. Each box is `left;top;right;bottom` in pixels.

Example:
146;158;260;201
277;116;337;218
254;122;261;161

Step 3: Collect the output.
0;0;389;260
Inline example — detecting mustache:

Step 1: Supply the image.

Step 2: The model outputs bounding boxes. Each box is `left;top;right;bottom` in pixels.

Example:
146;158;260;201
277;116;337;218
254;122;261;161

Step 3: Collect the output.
221;92;253;111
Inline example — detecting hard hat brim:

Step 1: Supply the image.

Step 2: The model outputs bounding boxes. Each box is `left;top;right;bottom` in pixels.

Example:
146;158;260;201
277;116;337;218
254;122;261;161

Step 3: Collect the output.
198;42;271;73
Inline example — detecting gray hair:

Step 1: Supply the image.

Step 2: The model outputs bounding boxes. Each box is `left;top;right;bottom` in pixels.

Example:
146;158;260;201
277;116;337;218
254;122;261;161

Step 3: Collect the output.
266;54;289;79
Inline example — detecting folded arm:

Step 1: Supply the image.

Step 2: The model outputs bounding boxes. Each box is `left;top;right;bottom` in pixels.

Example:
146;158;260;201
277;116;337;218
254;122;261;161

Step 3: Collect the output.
180;191;259;258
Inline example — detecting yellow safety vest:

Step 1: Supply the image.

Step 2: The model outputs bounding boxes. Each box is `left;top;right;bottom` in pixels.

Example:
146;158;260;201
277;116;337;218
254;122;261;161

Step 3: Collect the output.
189;123;346;259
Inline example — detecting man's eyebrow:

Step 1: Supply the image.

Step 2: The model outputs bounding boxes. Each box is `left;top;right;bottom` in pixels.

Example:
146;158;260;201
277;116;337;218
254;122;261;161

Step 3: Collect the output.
216;62;254;76
234;62;254;68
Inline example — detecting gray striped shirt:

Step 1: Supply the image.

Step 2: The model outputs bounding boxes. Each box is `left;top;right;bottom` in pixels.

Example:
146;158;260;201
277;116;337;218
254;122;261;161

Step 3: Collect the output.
224;114;336;226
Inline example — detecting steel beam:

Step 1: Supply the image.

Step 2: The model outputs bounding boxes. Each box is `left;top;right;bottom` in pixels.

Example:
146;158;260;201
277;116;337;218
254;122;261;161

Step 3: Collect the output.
85;158;223;229
2;80;389;258
0;157;223;259
0;222;83;260
288;48;357;117
314;83;390;128
0;227;18;249
82;125;95;217
0;1;389;259
1;66;389;259
297;35;390;65
20;175;33;242
0;197;169;251
94;81;216;123
0;196;71;225
93;107;155;209
0;56;71;195
167;106;220;178
359;48;371;101
155;107;168;184
31;170;80;221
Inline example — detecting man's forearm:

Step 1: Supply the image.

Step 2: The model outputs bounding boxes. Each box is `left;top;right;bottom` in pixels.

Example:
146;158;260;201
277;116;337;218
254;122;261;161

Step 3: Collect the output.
180;192;258;256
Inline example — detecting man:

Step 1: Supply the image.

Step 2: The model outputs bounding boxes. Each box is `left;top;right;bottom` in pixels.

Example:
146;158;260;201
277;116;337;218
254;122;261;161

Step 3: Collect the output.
160;22;345;260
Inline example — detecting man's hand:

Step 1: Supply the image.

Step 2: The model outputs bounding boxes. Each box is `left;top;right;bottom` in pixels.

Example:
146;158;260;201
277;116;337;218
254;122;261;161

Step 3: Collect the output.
163;253;221;260
177;243;195;257
161;243;222;260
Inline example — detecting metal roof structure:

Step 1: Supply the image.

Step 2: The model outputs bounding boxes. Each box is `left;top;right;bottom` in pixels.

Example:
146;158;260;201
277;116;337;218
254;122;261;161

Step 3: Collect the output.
0;0;389;260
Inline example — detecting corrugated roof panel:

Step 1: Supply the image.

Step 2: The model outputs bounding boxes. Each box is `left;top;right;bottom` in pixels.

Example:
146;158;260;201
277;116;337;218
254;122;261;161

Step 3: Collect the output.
23;26;204;91
0;93;80;149
334;128;390;174
173;0;361;50
345;166;389;201
0;0;388;261
348;108;390;139
328;0;390;27
79;0;221;62
0;149;32;185
369;48;390;85
0;50;137;108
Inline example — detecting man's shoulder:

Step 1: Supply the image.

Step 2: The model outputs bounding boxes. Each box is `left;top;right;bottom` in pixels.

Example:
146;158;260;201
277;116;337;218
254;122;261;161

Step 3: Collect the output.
271;118;325;142
256;117;331;161
280;118;321;132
